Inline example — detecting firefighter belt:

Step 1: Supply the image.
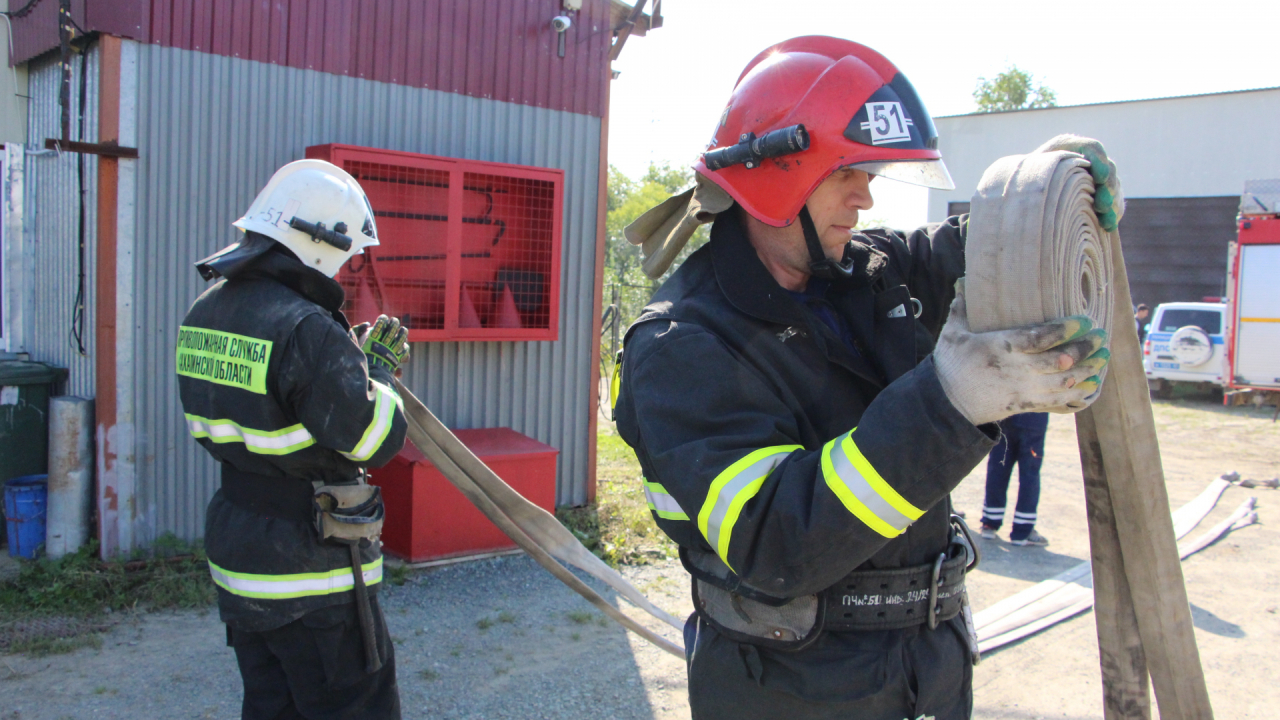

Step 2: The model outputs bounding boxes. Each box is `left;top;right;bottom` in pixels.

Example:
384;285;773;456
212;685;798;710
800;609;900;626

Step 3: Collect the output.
692;516;979;651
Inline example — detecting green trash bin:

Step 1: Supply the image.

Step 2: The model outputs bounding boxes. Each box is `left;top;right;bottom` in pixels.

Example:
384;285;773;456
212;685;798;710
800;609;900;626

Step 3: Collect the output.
0;361;69;543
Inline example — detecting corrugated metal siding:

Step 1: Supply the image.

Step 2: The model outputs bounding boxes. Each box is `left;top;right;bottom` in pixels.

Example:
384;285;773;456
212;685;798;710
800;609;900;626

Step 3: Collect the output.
15;1;614;118
23;50;99;398
132;44;602;543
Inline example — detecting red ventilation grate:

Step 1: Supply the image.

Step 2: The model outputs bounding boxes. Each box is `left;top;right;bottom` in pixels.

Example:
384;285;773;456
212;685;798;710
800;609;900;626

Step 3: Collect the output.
307;144;563;342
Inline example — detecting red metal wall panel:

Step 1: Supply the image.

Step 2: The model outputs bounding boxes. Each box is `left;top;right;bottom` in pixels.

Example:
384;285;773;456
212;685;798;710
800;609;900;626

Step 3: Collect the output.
10;0;64;65
228;0;253;59
190;0;213;52
149;0;171;47
12;0;614;116
87;0;148;42
266;0;289;66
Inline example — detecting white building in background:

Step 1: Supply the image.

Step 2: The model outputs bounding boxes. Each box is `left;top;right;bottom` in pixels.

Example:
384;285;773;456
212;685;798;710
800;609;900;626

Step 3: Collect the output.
930;87;1280;308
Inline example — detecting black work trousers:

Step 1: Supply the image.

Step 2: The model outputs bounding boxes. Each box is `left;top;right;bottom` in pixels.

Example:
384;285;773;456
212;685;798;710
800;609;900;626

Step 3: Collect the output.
228;597;400;720
685;613;972;720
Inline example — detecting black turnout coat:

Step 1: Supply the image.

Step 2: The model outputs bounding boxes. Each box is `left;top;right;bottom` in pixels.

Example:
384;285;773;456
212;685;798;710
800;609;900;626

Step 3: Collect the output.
615;209;997;718
178;245;407;631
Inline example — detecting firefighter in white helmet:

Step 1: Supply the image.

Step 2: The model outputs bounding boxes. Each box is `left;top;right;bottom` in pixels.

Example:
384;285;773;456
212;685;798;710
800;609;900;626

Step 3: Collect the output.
177;159;408;719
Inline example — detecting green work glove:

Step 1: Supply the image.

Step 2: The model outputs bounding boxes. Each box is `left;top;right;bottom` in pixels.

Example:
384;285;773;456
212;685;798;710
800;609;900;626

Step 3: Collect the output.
934;280;1110;426
354;315;410;374
1033;134;1125;232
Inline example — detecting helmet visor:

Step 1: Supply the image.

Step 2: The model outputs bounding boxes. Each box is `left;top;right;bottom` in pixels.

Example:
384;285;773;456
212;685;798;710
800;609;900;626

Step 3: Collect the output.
853;158;955;191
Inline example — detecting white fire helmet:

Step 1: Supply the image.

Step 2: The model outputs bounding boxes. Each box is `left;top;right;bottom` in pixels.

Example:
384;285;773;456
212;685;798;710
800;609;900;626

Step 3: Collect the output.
233;159;379;278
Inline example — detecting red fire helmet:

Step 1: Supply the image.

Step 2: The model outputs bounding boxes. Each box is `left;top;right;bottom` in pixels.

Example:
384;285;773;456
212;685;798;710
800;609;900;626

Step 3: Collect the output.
695;36;954;228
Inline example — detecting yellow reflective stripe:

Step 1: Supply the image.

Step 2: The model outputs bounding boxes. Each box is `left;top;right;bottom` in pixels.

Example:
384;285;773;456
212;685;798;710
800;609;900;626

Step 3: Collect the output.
208;557;383;600
698;445;801;569
341;379;402;462
609;352;623;415
821;429;923;538
643;480;688;521
185;413;315;455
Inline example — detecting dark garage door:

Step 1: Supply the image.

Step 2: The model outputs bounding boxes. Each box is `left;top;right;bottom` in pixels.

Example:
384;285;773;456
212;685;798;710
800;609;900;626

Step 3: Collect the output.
945;196;1237;310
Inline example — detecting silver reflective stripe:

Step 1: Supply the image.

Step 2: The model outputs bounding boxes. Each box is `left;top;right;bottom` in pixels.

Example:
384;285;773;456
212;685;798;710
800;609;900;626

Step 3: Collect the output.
185;414;316;455
208;557;383;600
341;380;401;462
821;432;922;538
644;480;688;521
698;446;800;567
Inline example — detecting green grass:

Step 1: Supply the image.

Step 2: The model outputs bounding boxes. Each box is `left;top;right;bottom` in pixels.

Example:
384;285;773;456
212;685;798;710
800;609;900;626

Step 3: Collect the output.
0;536;215;616
0;535;216;655
556;428;677;567
386;563;410;586
565;610;595;625
10;632;103;657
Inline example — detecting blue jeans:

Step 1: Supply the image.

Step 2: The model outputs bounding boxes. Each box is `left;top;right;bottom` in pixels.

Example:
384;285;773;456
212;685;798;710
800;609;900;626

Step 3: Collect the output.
981;414;1048;541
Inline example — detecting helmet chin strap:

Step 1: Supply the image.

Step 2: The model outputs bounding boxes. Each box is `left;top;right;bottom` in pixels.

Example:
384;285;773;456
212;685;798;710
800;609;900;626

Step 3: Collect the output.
799;206;854;280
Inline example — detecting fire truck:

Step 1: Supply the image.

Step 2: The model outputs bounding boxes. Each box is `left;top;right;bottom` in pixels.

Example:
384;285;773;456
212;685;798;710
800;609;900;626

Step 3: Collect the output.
1223;179;1280;410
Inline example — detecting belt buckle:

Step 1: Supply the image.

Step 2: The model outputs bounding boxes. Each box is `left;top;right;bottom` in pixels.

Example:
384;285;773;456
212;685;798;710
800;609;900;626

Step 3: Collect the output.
950;513;980;572
927;551;946;630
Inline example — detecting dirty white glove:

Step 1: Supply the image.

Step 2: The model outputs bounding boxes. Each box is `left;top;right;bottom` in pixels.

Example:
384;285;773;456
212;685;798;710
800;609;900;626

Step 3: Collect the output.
1033;134;1124;231
934;281;1110;426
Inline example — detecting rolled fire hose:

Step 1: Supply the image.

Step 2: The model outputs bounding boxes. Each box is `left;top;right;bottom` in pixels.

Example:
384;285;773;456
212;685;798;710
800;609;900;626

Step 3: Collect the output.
966;151;1115;363
393;379;687;657
965;150;1214;719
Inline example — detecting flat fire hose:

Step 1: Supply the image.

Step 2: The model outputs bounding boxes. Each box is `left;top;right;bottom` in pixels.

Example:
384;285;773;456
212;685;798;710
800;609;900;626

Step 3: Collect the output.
393;379;686;658
967;151;1214;719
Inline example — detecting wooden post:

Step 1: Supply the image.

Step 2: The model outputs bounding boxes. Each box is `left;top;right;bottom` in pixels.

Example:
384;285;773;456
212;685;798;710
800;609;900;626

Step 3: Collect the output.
1078;229;1214;719
95;35;122;558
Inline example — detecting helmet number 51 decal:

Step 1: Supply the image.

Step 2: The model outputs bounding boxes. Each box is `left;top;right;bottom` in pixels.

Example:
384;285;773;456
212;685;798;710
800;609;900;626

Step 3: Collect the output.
862;101;913;145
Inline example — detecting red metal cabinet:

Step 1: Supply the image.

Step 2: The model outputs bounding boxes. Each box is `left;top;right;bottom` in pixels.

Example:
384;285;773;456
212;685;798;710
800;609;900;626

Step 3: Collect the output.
306;144;563;342
369;428;558;562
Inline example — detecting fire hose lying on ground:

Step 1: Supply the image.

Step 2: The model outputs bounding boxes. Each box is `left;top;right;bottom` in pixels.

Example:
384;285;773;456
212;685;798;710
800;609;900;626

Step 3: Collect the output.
392;147;1236;716
394;379;686;658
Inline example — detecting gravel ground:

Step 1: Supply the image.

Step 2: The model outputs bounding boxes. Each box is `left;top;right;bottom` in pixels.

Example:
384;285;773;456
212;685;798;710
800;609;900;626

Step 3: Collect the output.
0;554;692;720
0;396;1275;719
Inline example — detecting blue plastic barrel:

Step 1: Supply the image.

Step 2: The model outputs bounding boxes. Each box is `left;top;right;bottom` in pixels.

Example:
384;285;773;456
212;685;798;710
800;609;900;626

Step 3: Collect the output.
5;474;48;559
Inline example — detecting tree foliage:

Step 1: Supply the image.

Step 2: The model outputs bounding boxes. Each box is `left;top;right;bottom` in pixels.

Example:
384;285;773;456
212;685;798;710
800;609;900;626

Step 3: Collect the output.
600;163;711;389
603;163;709;330
973;66;1057;113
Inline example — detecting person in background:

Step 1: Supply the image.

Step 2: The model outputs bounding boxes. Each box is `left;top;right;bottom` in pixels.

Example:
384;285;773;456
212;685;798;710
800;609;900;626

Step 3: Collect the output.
980;412;1051;546
1135;303;1150;343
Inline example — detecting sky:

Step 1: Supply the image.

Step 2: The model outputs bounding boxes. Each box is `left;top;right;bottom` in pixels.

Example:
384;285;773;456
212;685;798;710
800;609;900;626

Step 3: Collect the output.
606;0;1279;229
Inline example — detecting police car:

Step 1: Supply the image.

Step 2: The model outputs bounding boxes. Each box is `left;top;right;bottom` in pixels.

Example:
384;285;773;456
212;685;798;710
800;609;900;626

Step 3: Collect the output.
1143;302;1226;392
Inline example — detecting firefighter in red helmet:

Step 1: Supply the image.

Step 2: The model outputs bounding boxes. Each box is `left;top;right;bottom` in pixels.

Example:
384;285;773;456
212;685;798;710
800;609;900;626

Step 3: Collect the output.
615;37;1117;719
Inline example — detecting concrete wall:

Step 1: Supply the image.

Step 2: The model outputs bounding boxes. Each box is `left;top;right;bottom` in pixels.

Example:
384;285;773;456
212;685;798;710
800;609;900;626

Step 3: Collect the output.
929;88;1280;221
